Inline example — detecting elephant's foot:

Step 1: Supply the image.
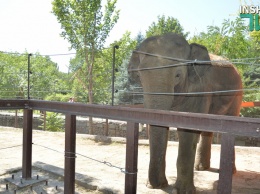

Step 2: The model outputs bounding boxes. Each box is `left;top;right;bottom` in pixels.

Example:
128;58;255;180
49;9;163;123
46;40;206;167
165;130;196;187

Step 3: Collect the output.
194;161;210;171
146;178;168;189
173;181;196;194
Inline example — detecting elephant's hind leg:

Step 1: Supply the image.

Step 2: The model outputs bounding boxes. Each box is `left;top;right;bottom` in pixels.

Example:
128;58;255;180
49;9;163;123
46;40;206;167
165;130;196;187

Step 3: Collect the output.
194;131;213;171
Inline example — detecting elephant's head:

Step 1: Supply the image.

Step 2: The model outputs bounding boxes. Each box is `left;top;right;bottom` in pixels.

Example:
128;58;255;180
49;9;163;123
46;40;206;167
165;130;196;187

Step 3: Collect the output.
128;33;211;111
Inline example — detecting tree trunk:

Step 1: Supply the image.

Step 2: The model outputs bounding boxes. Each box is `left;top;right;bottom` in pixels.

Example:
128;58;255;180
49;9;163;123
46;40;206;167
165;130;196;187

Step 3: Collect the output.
88;59;94;134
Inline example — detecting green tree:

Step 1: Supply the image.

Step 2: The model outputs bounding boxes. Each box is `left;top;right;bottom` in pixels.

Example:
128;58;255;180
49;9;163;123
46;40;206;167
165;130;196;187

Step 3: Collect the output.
69;31;137;104
30;53;72;99
0;52;27;99
52;0;119;105
135;31;145;48
103;32;137;105
189;18;251;73
0;52;66;100
146;15;189;38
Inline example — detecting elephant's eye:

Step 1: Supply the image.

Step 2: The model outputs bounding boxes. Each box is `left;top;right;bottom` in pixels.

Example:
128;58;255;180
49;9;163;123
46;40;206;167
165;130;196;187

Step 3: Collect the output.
176;73;180;78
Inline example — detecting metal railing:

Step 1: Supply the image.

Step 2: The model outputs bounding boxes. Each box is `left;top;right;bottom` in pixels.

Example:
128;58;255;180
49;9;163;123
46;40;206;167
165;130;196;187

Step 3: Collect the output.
0;99;259;194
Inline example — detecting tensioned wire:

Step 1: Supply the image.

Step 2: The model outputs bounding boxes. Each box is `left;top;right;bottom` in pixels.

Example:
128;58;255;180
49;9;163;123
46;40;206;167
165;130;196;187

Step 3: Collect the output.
0;142;135;174
119;88;259;96
129;51;260;72
32;143;135;174
1;49;260;63
133;50;260;64
126;50;259;95
1;50;259;97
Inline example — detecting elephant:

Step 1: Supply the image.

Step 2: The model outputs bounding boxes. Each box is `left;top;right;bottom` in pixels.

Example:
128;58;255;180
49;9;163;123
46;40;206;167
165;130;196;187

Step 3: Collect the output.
128;33;242;193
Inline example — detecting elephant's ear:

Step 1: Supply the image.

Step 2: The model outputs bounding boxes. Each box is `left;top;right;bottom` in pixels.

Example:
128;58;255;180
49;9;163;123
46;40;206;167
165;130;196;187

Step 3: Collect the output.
188;43;211;83
128;51;142;86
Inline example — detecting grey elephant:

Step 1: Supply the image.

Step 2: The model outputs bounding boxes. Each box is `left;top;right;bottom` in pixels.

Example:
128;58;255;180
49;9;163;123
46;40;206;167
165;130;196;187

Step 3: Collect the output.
128;33;242;193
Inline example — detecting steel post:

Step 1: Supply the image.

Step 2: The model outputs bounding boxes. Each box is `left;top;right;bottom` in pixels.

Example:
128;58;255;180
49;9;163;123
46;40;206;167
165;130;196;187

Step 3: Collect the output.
64;114;76;194
22;109;33;179
125;122;139;194
217;133;235;194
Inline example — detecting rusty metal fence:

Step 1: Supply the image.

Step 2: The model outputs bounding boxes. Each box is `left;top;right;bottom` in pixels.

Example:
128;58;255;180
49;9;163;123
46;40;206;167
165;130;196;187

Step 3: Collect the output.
0;99;259;194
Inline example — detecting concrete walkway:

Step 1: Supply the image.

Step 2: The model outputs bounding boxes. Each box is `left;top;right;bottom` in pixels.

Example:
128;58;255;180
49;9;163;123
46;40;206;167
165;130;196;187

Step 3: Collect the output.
0;127;260;193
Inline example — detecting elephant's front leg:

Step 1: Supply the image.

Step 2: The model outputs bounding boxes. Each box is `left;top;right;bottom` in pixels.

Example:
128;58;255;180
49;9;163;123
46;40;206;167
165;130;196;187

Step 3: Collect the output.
194;132;213;170
174;129;199;194
147;125;169;188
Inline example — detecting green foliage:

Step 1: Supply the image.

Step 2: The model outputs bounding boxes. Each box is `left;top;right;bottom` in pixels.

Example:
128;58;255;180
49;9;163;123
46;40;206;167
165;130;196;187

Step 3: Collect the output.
52;0;120;104
52;0;119;51
0;52;27;99
0;52;66;100
40;112;64;132
135;31;145;48
45;93;72;102
68;31;137;104
189;18;251;76
146;15;189;38
114;58;143;105
96;32;137;104
189;18;251;61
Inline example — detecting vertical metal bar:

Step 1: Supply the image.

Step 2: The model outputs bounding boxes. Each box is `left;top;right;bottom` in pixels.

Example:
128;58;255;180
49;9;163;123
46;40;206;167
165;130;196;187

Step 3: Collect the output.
27;54;32;99
217;133;235;194
112;45;119;106
125;122;139;194
22;109;33;179
64;114;76;194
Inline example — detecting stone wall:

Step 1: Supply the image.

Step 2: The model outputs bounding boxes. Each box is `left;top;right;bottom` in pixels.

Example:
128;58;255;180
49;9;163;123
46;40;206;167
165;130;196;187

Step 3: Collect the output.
0;112;259;146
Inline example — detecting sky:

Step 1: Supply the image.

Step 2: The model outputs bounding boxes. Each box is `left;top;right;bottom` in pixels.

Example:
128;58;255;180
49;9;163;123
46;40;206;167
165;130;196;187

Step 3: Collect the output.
0;0;257;72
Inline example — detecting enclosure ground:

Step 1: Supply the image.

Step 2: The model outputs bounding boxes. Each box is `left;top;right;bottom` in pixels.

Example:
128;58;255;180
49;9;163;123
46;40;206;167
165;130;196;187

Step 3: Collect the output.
0;127;260;193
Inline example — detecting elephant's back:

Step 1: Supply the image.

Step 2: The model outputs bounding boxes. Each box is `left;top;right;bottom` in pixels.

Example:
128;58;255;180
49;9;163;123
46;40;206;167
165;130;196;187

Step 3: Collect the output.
209;53;233;68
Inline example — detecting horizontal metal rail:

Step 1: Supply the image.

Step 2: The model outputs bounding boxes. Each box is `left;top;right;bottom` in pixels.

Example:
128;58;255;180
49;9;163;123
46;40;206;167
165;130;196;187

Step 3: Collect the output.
26;100;260;137
0;99;259;194
0;99;28;109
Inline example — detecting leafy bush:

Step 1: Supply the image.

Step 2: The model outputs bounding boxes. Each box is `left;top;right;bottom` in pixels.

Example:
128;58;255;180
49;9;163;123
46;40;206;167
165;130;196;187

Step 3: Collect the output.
39;112;64;132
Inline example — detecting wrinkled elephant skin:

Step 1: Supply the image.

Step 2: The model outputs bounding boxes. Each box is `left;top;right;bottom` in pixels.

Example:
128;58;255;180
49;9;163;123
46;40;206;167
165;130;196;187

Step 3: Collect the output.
128;33;242;193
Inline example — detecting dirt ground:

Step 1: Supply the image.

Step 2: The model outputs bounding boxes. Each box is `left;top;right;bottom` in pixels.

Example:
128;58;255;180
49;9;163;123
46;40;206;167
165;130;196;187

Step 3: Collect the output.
0;127;260;194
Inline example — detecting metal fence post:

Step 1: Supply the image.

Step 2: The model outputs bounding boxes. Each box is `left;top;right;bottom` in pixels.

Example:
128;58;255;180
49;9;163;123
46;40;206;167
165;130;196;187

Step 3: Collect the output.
125;122;139;194
64;114;76;194
22;109;33;179
217;133;235;194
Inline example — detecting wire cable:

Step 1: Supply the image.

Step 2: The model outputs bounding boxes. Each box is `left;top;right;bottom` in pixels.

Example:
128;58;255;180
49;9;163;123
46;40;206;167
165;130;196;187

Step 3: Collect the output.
120;88;259;96
32;142;136;175
0;144;22;150
133;50;260;66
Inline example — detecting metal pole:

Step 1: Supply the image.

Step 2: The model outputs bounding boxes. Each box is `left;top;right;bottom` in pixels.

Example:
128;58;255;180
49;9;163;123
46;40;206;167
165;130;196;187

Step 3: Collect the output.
64;114;76;194
125;122;139;194
27;54;32;99
112;45;119;106
217;133;235;194
22;109;33;179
